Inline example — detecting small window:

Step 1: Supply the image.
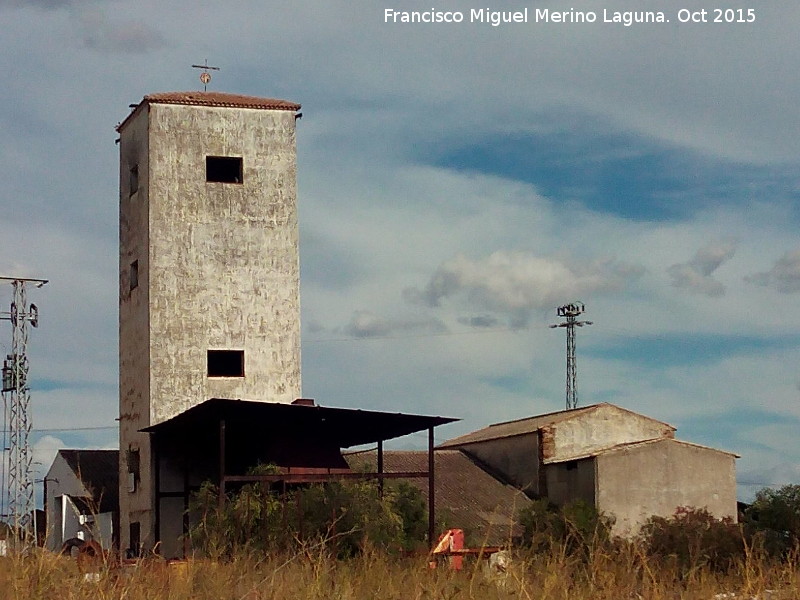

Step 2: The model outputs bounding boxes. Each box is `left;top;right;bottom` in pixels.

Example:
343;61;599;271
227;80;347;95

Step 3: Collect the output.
129;522;141;558
206;156;243;183
129;164;139;196
130;260;139;291
127;448;140;492
208;350;245;377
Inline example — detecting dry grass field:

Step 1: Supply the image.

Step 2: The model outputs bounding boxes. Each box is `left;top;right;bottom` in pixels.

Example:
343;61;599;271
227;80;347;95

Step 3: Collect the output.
1;542;798;600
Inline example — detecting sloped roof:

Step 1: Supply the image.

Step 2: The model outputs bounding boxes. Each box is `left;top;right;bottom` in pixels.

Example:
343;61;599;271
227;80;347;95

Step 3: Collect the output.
439;403;675;449
117;91;301;132
144;91;300;111
543;438;663;464
545;437;739;464
346;449;531;546
142;398;457;448
58;449;119;513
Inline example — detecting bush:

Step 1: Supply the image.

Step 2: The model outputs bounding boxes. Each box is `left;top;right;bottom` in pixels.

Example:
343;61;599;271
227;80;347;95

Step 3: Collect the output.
746;484;800;556
640;506;744;575
518;499;613;556
189;473;429;559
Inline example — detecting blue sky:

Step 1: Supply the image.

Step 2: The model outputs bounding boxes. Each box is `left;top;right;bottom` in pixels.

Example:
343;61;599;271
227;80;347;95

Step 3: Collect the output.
1;0;800;503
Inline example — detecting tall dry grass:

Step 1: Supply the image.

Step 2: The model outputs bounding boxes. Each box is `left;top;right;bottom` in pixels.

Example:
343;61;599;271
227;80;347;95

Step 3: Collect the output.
1;541;799;600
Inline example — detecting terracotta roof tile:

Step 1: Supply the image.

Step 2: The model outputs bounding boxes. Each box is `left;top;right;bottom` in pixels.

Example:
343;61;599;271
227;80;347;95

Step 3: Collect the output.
117;91;300;132
143;91;300;111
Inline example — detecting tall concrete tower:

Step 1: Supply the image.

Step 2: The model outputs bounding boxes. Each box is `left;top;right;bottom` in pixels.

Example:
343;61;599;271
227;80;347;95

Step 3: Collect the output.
116;92;302;553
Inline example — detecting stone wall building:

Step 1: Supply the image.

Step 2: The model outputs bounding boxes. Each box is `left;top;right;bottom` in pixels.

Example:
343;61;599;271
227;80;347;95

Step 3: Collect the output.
439;403;738;536
116;92;303;554
111;91;738;552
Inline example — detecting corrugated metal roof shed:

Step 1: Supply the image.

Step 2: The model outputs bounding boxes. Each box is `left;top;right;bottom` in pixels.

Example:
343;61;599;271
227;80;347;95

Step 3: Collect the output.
142;398;457;448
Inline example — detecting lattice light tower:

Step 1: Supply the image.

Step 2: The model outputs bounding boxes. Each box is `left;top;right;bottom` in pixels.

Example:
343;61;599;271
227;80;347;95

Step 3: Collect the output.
550;302;592;410
1;276;47;543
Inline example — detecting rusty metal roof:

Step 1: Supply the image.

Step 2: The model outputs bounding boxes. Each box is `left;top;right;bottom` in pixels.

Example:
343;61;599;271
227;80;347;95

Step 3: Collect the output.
438;403;675;449
141;398;457;448
346;449;531;545
117;91;301;132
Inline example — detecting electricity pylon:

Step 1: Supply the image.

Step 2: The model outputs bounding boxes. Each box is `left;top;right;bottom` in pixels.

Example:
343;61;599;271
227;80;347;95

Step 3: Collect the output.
550;302;592;410
1;276;47;547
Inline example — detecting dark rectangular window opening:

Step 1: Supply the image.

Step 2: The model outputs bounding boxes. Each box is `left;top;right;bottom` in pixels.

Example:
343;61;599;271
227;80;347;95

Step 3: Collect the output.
129;164;139;196
130;260;139;291
206;156;243;183
208;350;245;377
128;522;141;558
127;448;140;493
565;460;578;471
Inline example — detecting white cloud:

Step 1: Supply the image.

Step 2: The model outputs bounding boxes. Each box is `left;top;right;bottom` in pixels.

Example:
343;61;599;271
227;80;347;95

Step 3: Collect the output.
0;435;66;512
667;240;737;297
341;310;445;339
33;435;66;479
2;0;800;503
745;248;800;293
406;251;644;327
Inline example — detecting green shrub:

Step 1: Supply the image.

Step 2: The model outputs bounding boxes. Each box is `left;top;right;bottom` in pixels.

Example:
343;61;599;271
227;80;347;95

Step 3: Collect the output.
640;506;744;575
188;473;429;559
389;482;429;550
518;499;613;556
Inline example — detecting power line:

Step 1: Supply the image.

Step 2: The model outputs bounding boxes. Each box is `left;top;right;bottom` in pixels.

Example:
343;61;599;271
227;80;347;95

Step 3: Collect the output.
1;425;117;435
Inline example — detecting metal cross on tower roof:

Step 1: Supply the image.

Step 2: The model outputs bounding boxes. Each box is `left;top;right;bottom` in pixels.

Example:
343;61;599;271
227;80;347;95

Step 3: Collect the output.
191;59;220;91
550;302;593;411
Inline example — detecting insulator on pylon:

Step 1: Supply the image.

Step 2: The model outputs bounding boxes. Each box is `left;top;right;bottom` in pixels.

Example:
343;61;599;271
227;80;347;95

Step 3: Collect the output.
2;358;13;392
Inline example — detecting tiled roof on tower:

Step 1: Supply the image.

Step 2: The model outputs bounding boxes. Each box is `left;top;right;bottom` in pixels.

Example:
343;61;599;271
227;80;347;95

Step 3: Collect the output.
117;91;301;132
144;91;300;111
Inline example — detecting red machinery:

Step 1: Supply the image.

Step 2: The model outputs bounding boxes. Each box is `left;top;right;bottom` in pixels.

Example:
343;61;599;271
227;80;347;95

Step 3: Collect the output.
429;528;504;571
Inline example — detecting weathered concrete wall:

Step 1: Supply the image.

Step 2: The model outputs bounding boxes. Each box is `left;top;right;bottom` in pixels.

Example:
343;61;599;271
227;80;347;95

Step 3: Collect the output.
118;104;154;554
147;102;301;423
545;458;595;507
459;433;540;494
542;404;674;463
596;439;737;536
118;99;301;555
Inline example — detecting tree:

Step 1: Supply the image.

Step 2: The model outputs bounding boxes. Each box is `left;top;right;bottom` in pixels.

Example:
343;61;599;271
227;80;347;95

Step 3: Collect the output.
747;484;800;555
